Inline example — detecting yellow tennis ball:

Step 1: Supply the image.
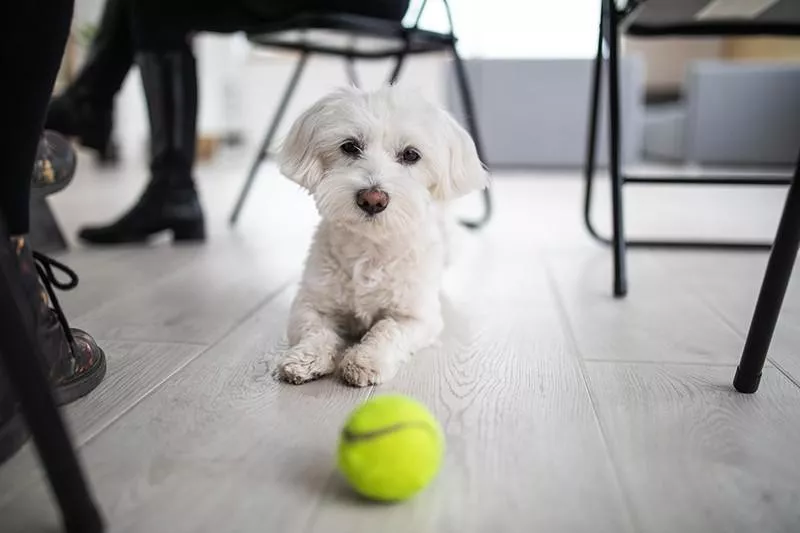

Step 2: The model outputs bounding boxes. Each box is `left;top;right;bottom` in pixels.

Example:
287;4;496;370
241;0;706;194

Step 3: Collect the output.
337;394;444;502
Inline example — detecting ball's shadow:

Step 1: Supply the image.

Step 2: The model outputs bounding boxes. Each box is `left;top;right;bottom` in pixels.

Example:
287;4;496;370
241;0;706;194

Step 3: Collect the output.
286;449;399;507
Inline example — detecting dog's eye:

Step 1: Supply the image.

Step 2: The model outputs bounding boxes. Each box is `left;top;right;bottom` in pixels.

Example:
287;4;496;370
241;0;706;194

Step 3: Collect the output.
399;147;421;165
340;140;362;157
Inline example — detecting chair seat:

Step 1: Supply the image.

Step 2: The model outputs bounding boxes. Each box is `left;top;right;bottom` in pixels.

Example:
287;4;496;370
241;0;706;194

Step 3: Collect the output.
246;12;455;59
623;0;800;37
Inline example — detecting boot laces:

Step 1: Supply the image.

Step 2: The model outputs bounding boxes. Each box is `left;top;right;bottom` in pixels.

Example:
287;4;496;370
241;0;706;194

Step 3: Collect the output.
32;251;78;346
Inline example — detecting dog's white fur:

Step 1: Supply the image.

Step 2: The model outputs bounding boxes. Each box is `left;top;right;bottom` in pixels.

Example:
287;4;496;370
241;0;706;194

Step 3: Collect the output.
274;85;487;387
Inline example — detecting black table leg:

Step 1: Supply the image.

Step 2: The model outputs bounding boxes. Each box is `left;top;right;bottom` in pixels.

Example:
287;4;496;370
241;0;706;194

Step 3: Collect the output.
28;196;68;254
734;151;800;393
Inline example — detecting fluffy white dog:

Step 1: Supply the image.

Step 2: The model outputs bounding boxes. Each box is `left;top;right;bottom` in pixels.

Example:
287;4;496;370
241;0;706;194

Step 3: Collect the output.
274;85;487;387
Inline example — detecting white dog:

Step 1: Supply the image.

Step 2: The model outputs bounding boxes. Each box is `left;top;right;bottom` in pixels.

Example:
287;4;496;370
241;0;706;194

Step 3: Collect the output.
274;85;488;387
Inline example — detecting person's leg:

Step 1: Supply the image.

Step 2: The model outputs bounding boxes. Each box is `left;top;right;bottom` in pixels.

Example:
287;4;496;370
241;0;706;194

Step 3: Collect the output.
0;0;107;464
0;0;74;236
46;0;134;162
78;0;291;245
78;0;411;245
77;31;205;244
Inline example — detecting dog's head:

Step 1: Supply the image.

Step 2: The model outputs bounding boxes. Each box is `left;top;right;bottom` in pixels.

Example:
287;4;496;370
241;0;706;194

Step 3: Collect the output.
278;86;488;233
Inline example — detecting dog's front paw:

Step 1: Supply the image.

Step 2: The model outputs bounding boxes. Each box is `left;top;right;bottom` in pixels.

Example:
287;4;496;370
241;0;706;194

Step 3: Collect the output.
338;346;399;387
273;347;336;385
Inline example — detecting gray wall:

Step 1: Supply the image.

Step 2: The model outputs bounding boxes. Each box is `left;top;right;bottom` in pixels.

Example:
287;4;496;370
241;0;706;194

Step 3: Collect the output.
685;61;800;165
445;57;645;168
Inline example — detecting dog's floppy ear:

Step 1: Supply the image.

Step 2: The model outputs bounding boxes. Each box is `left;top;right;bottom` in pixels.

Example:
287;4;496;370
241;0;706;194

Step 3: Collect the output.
431;112;489;201
278;102;326;191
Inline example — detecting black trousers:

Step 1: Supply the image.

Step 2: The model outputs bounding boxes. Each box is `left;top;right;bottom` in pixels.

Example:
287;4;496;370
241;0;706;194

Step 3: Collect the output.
70;0;134;107
0;0;74;235
130;0;410;50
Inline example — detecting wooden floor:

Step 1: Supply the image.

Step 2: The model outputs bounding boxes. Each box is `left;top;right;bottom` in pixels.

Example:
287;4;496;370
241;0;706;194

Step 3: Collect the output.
1;154;799;533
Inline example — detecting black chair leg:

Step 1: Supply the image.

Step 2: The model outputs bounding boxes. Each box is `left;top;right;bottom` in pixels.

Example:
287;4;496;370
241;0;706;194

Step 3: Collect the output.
604;0;628;297
229;51;309;226
734;152;800;393
0;228;103;533
450;42;492;230
583;15;605;243
344;56;361;88
387;50;407;85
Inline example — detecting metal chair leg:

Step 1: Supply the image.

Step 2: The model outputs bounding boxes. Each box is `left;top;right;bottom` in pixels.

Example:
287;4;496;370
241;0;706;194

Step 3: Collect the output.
387;50;408;85
344;56;360;88
583;14;605;243
0;227;103;533
734;151;800;393
450;42;492;230
604;0;628;297
229;52;309;226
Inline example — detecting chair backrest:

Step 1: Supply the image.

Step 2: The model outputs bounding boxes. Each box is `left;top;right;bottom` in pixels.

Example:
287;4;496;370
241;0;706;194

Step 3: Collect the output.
407;0;456;36
245;0;460;59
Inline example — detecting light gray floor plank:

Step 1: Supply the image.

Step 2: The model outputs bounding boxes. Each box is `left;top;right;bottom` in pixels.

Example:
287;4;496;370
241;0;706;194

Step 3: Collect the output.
0;341;205;507
70;239;296;344
53;246;207;319
0;236;302;510
0;288;372;533
0;249;633;533
654;252;800;384
586;363;800;533
5;157;799;532
547;249;756;365
307;246;634;533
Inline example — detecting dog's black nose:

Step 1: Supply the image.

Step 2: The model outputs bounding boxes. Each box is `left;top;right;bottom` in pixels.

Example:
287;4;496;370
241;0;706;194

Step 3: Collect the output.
356;188;390;215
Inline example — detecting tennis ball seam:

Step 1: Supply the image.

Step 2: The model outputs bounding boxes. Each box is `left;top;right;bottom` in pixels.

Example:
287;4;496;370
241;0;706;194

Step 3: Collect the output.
341;421;439;444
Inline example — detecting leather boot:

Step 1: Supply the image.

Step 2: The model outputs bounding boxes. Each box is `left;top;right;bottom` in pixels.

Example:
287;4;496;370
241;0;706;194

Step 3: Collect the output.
78;49;205;245
0;237;107;464
45;0;132;163
13;238;107;403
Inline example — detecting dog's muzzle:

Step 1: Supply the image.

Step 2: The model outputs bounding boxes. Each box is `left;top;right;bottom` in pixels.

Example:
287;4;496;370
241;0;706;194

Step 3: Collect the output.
355;187;390;216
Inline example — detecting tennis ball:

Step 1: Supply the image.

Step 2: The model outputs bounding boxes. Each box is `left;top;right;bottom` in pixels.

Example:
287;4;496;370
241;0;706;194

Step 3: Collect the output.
337;394;444;502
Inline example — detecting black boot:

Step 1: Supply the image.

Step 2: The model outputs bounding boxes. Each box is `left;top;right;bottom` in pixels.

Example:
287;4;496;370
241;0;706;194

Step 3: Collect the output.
0;237;107;464
78;50;205;245
45;0;132;164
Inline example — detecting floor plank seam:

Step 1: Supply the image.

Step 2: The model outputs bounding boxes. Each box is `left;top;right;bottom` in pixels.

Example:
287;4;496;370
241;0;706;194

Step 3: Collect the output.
297;383;378;532
585;359;740;368
767;359;800;391
543;258;643;533
53;247;137;265
694;299;800;389
653;258;800;390
299;473;338;533
74;278;297;450
69;250;212;322
93;339;210;348
0;279;299;517
696;296;800;390
646;255;766;347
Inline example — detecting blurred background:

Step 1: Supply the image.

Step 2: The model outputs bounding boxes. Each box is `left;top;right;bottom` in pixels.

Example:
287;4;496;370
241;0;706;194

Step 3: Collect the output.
58;0;800;171
4;2;800;532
